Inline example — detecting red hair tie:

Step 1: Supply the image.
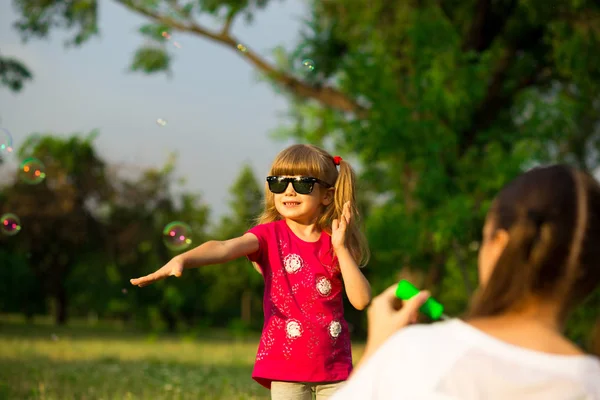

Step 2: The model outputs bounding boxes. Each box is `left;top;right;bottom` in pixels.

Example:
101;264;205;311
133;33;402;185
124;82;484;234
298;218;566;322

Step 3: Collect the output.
333;156;343;166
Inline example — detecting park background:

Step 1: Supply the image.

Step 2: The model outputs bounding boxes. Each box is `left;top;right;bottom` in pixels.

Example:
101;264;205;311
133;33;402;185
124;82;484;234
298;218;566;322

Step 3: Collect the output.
1;0;599;399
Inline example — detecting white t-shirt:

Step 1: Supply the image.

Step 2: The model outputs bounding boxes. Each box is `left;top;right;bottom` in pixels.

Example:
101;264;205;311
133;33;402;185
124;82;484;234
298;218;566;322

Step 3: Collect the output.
332;319;600;400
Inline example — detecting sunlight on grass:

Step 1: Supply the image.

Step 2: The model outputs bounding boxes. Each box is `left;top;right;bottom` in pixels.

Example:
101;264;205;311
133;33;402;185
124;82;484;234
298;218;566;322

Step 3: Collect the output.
0;315;365;400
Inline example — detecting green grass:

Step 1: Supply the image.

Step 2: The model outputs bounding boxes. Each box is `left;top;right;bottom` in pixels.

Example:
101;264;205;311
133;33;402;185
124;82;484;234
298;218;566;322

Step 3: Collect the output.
0;315;365;400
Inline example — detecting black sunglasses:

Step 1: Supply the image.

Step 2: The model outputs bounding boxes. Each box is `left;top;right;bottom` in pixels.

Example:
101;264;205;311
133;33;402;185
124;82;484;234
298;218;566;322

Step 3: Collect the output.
266;176;332;194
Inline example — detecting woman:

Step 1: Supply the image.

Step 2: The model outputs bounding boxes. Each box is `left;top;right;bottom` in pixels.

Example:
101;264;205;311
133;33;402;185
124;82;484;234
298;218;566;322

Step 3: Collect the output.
332;164;600;399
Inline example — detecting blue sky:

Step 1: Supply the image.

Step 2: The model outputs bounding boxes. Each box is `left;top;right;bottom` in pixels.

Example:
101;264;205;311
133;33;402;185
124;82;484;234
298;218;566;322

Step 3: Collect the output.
0;1;308;223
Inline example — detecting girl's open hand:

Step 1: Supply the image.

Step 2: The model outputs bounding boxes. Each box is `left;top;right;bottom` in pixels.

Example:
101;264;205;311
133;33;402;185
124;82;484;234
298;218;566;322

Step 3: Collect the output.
130;257;184;287
332;201;351;251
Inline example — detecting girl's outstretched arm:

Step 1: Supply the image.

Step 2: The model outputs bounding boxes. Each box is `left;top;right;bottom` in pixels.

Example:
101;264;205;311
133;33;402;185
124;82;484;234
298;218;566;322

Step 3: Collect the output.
130;233;259;287
332;202;372;310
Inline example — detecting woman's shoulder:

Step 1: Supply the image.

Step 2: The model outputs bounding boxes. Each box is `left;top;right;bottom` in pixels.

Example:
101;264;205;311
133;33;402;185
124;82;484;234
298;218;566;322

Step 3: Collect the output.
375;319;468;364
397;319;463;343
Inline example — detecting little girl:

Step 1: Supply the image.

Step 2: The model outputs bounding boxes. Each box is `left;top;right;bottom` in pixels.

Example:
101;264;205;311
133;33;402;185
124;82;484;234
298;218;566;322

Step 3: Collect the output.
131;144;372;399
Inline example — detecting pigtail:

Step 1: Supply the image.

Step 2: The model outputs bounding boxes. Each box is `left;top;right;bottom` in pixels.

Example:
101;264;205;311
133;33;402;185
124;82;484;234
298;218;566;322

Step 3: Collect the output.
468;209;557;318
333;158;370;267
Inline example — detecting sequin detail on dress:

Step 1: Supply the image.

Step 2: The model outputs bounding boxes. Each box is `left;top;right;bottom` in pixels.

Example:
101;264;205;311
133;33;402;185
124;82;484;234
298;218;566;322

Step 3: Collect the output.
286;319;303;339
329;320;342;339
284;253;304;274
316;276;332;296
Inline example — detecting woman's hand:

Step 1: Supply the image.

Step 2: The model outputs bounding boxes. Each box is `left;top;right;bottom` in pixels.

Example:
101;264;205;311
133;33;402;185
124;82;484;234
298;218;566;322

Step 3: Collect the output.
362;284;430;359
332;201;352;251
130;256;184;287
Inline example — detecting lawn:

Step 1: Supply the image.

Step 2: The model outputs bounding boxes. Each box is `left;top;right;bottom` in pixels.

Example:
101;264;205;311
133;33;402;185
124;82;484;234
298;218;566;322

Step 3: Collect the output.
0;315;365;400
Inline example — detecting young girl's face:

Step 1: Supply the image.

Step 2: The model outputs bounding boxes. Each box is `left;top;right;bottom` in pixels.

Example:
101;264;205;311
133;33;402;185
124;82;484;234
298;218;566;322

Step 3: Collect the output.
273;175;334;223
477;217;510;286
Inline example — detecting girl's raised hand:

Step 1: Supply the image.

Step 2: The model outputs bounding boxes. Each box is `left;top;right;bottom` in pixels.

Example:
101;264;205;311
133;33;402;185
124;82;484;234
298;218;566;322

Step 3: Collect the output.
130;257;184;287
332;201;351;250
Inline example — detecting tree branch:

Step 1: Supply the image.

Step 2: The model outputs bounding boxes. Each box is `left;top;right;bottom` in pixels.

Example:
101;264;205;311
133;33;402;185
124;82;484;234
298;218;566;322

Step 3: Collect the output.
458;50;547;156
114;0;365;115
221;10;236;36
458;25;546;157
452;239;473;296
437;0;454;24
462;0;491;51
461;0;518;52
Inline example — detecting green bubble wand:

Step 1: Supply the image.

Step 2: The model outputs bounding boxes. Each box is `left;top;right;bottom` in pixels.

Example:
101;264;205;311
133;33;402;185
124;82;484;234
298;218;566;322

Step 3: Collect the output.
395;280;450;321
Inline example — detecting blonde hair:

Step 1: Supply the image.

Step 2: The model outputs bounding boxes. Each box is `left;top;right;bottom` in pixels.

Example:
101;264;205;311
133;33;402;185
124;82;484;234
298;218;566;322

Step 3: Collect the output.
255;144;370;267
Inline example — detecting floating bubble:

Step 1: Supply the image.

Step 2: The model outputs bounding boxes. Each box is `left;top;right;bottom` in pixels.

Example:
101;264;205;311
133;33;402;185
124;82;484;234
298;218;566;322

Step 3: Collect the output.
1;213;21;236
156;118;167;127
162;221;192;251
302;59;315;72
19;158;46;185
237;43;247;53
0;127;13;154
161;31;181;48
121;288;128;295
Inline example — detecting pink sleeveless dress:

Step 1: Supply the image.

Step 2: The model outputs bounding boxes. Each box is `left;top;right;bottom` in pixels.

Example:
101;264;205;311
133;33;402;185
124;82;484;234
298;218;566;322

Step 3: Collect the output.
247;220;353;388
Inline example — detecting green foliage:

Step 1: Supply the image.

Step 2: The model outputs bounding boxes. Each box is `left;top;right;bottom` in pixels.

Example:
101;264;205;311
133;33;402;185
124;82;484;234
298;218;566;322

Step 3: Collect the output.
0;249;45;316
9;0;280;79
130;46;171;74
0;132;113;324
5;0;600;346
271;0;600;342
200;164;264;330
13;0;99;46
0;54;33;92
104;152;211;331
139;23;173;41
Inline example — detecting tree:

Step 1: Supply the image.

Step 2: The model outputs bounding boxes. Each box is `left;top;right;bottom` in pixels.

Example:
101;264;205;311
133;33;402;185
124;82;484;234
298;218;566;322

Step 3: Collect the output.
104;154;211;332
0;53;32;93
9;0;600;344
204;164;264;331
0;132;112;324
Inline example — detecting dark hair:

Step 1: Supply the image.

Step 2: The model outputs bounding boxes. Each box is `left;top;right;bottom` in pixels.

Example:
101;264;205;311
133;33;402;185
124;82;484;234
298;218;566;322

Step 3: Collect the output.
468;164;600;356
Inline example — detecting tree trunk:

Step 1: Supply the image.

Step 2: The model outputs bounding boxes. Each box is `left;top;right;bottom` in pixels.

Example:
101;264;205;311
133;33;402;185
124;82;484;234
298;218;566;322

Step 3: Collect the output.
241;290;252;325
55;284;68;325
423;254;446;296
160;309;177;333
452;239;474;297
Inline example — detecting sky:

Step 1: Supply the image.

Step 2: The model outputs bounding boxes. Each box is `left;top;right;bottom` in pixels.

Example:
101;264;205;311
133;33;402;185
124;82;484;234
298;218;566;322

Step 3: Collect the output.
0;1;308;224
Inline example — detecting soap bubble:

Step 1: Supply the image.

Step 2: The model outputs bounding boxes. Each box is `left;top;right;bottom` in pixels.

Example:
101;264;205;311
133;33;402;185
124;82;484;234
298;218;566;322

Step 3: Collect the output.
302;59;315;72
161;31;181;48
162;221;192;251
0;128;13;154
19;158;46;185
1;213;22;236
